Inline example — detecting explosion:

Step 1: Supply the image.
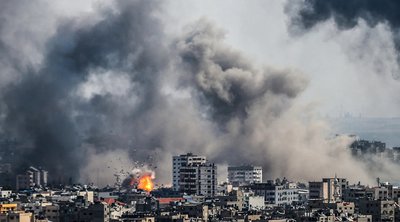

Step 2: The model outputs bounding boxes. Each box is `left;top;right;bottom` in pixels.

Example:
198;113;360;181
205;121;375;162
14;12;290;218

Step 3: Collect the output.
126;168;155;192
137;174;154;192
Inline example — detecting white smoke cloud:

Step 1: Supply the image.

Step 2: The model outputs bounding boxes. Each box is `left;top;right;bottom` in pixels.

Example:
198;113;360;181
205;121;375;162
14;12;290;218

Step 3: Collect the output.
77;70;135;100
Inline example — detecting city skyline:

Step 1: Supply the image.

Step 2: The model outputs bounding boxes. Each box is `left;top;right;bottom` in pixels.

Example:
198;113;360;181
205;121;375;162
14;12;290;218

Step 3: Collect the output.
1;0;400;189
3;1;400;221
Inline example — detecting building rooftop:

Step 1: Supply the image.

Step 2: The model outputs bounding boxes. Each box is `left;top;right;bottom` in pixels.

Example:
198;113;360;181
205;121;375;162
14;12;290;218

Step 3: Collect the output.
228;165;262;171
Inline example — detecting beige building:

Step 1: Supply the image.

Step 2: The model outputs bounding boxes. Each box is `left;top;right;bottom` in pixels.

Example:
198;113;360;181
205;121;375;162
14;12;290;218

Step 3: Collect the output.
0;204;17;214
309;177;348;203
77;191;94;203
0;211;33;222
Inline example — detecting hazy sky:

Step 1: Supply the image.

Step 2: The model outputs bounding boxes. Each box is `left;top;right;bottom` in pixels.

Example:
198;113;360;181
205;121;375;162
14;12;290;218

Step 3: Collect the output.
2;0;400;186
24;0;400;117
163;0;400;118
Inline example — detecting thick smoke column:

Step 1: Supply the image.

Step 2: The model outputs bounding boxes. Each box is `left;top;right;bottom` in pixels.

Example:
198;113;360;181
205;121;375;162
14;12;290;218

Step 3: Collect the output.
0;0;168;182
290;0;400;30
0;0;397;185
288;0;400;67
284;0;400;181
177;20;307;123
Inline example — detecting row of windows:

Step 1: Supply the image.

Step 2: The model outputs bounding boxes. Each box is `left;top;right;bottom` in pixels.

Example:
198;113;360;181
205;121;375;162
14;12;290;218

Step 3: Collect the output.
277;197;297;201
338;206;353;211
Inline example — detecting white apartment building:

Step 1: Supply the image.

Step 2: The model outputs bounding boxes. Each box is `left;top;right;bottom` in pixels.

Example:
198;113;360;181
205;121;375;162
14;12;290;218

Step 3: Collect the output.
197;163;217;197
172;153;217;196
172;153;206;191
248;181;299;206
16;166;49;190
228;165;262;186
275;182;299;206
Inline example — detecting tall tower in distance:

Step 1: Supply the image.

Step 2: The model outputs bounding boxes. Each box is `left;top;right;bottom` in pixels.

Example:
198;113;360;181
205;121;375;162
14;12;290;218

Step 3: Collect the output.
172;153;206;191
172;153;217;197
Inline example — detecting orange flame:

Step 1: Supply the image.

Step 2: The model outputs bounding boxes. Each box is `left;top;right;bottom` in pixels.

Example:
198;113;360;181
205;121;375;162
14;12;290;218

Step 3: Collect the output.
137;175;154;192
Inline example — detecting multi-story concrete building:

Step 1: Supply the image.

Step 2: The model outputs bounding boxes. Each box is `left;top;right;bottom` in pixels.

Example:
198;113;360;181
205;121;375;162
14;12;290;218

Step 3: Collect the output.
275;182;299;206
246;182;276;204
0;211;34;222
350;139;386;155
0;204;17;214
172;153;206;192
342;184;374;204
308;177;348;203
174;203;208;221
309;181;324;200
80;202;110;222
227;165;262;186
43;204;60;222
16;171;34;190
40;169;48;187
247;180;299;206
308;201;355;216
358;199;395;222
198;163;217;197
373;186;391;200
179;163;217;197
29;166;41;186
16;166;48;190
173;153;217;197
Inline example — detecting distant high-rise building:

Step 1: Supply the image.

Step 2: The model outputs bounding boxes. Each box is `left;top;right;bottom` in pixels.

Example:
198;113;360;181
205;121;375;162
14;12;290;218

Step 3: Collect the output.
16;171;34;190
0;163;13;189
28;166;40;186
350;139;386;156
172;153;206;191
172;153;217;196
180;163;217;197
16;166;48;190
228;165;262;186
40;169;48;187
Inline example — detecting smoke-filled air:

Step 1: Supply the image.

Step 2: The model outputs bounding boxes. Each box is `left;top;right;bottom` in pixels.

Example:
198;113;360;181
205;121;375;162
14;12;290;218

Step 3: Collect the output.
2;0;400;187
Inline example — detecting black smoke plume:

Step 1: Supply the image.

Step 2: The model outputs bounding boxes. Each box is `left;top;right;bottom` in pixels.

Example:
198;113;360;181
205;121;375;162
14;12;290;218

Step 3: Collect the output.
289;0;400;50
0;0;394;186
0;0;168;182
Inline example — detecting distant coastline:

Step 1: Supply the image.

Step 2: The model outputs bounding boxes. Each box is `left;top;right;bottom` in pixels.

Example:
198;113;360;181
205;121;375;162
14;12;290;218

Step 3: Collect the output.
329;116;400;147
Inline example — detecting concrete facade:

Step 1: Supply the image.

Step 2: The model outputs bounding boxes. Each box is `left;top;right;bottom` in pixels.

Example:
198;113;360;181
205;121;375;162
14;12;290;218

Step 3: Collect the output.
227;165;262;186
172;153;206;192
